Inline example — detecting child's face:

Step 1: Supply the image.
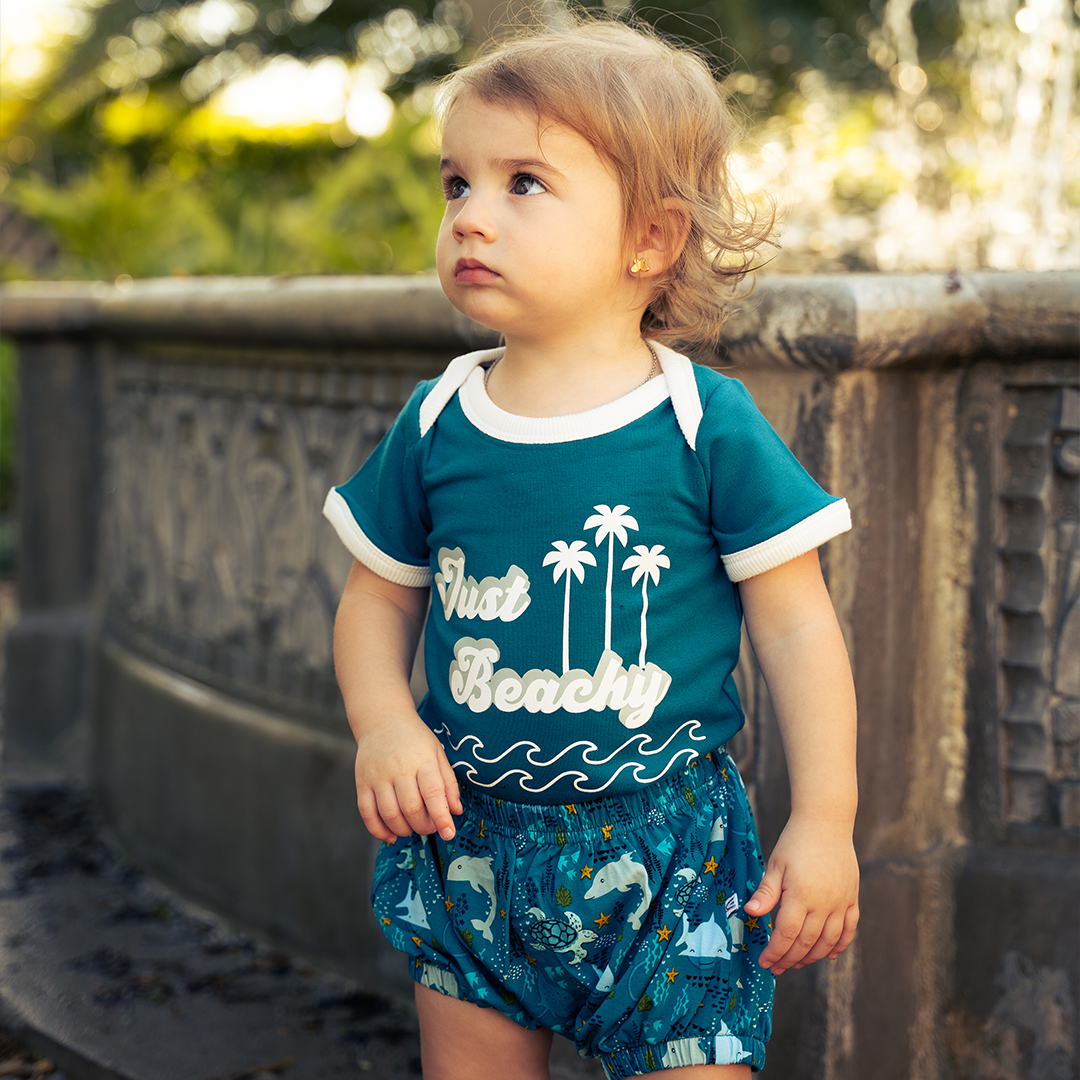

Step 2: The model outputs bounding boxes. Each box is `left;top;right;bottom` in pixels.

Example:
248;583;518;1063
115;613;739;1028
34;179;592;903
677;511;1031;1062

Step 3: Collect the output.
436;95;634;345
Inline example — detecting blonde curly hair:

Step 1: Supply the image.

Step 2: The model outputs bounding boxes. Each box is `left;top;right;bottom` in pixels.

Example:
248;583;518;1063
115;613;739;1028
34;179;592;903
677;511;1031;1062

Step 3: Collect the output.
435;13;774;348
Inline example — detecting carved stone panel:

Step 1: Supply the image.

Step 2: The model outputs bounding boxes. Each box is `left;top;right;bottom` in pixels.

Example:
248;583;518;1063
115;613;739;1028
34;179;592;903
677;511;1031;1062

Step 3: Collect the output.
998;379;1080;828
102;348;445;726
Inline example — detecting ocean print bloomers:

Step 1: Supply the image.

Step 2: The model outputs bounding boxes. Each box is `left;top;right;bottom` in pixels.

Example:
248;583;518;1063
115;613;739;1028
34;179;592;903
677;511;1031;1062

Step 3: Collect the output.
324;344;850;804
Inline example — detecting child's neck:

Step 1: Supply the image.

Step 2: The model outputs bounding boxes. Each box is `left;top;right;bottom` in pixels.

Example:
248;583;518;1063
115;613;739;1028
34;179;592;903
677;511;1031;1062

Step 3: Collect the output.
485;331;658;418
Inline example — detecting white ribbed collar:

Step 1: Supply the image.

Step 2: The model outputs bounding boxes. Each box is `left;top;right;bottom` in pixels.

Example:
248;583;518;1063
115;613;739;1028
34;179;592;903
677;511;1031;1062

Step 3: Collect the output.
418;342;703;448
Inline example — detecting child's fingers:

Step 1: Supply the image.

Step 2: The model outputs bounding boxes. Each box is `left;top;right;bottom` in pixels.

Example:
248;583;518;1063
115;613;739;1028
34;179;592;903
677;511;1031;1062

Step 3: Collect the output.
791;909;847;968
758;897;812;971
374;783;423;838
773;912;827;973
439;752;463;816
390;777;440;837
745;866;782;917
827;903;860;960
357;788;398;844
417;761;458;840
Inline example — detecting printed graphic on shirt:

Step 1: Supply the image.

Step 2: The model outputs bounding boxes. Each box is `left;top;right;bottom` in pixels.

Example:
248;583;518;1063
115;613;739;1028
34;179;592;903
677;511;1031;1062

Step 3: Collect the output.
435;503;693;793
434;547;532;622
432;718;707;795
448;639;671;728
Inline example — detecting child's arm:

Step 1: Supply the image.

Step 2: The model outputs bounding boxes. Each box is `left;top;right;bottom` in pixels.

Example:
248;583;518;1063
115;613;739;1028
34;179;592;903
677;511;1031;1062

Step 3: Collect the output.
334;558;462;842
738;549;859;975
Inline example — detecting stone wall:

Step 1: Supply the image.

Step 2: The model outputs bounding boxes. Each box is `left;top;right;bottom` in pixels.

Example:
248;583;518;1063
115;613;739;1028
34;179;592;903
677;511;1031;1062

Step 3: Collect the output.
2;272;1077;1079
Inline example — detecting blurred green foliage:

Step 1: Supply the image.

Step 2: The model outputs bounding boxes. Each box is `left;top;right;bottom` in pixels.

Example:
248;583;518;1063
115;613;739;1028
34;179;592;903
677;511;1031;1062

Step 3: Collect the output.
0;0;909;282
4;113;444;277
1;0;473;279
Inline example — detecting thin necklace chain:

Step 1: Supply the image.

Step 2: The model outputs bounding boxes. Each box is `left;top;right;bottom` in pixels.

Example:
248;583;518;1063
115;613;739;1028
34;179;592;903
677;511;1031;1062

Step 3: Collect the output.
483;344;658;389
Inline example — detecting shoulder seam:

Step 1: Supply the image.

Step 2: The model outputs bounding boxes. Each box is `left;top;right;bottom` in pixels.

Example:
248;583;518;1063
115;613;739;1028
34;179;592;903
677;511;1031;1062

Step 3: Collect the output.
419;349;503;437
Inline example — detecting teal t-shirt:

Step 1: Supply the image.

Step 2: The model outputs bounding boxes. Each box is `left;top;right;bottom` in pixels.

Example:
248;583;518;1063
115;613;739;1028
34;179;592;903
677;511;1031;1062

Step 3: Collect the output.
325;344;850;803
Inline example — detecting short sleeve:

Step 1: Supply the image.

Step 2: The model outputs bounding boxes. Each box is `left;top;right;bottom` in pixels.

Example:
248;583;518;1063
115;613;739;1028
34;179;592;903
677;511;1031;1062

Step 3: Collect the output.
698;374;851;582
322;381;433;587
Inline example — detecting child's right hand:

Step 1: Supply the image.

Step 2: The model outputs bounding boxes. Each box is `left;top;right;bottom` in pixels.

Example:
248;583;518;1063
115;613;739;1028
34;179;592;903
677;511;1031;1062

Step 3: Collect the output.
353;712;463;843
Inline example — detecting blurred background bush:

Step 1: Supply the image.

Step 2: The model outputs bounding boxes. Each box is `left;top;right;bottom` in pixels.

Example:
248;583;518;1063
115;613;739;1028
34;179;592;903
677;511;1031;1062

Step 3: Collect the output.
0;0;1077;284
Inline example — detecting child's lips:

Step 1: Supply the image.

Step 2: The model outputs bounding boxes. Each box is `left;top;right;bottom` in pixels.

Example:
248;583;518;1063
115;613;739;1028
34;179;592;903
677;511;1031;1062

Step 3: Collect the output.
455;258;499;283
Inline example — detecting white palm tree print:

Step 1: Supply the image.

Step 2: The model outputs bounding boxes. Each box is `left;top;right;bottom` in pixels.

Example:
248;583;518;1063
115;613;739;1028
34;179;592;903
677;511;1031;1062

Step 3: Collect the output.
543;540;597;674
583;504;639;652
621;544;670;667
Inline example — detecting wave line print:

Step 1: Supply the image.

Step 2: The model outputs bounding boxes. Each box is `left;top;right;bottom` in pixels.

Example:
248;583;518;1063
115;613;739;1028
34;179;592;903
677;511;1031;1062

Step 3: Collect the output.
433;720;705;770
449;750;701;794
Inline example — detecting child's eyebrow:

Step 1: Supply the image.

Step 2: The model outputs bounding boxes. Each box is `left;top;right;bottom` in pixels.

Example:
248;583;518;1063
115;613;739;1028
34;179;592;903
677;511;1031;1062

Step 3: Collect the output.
439;155;562;178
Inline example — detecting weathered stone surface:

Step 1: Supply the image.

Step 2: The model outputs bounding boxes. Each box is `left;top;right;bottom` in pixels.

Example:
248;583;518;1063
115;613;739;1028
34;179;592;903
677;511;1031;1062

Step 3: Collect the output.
2;273;1077;1080
4;271;1077;368
0;275;494;350
14;338;102;610
3;610;90;784
95;638;406;992
3;336;102;783
946;844;1079;1079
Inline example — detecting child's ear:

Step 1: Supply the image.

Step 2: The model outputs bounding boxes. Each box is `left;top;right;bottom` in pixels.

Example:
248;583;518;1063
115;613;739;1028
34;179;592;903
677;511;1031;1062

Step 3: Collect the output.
629;199;691;277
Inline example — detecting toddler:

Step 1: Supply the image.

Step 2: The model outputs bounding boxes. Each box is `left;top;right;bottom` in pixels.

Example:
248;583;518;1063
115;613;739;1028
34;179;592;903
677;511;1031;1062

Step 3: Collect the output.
325;15;859;1079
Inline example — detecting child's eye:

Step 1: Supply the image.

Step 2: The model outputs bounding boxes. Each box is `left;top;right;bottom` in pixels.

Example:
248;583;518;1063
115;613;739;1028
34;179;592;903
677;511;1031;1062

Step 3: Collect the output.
444;177;470;200
510;174;546;196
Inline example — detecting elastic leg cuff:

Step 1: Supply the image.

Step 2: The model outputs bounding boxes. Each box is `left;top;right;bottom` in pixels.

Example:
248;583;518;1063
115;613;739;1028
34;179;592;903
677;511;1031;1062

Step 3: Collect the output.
599;1034;767;1077
413;961;468;1002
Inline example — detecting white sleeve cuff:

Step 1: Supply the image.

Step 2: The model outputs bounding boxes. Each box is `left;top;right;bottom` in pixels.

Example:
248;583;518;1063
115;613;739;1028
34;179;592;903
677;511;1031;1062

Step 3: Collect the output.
722;499;852;582
322;489;433;588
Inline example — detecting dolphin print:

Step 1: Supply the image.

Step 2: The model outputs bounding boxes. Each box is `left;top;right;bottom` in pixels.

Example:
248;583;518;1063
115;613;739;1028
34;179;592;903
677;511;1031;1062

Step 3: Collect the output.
584;852;652;929
446;854;497;942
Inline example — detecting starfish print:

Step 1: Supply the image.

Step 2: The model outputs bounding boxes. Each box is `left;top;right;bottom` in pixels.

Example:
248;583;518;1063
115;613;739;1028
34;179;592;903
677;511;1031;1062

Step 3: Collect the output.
527;956;538;965
594;911;611;928
657;925;672;941
478;819;486;838
444;898;455;911
665;968;678;984
746;916;760;931
581;865;594;880
601;822;613;840
703;856;718;875
565;804;578;814
412;936;424;947
500;908;507;919
381;916;391;925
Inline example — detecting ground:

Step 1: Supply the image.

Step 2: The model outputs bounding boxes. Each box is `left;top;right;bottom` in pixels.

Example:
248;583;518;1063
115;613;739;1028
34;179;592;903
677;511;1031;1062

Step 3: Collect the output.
0;576;598;1080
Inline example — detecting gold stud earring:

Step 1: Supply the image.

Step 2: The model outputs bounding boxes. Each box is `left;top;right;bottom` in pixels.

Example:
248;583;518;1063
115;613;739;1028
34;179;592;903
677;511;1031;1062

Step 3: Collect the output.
630;256;649;274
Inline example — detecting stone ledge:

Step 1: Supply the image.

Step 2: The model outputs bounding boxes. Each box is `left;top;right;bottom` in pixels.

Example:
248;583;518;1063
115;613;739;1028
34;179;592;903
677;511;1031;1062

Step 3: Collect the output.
94;637;402;991
2;271;1077;371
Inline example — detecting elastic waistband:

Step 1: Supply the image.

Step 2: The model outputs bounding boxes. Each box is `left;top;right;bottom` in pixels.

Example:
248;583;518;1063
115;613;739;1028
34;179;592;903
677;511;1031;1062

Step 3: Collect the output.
457;749;734;845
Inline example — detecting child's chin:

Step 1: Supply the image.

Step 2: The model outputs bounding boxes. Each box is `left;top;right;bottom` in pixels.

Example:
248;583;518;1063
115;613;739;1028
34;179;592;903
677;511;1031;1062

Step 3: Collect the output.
446;295;505;335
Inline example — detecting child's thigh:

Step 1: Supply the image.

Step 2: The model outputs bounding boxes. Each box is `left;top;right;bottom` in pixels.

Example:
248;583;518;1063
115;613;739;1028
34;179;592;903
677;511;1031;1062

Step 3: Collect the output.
415;982;554;1080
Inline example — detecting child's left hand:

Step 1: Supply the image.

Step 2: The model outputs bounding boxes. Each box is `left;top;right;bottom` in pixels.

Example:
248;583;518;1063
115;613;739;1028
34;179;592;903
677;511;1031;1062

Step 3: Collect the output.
743;813;859;975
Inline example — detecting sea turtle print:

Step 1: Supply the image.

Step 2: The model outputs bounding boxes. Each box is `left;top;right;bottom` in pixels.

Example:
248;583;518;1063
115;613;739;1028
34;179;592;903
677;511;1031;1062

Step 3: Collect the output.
370;752;773;1076
526;907;598;965
671;868;698;914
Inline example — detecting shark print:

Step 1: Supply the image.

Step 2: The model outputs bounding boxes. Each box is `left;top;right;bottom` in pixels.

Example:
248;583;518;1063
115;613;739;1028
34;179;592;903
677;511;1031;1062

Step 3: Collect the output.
370;751;771;1074
675;912;731;965
395;882;430;929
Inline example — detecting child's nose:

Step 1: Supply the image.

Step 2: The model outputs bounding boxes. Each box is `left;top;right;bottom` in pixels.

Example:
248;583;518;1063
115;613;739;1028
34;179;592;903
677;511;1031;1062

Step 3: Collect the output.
451;192;495;241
